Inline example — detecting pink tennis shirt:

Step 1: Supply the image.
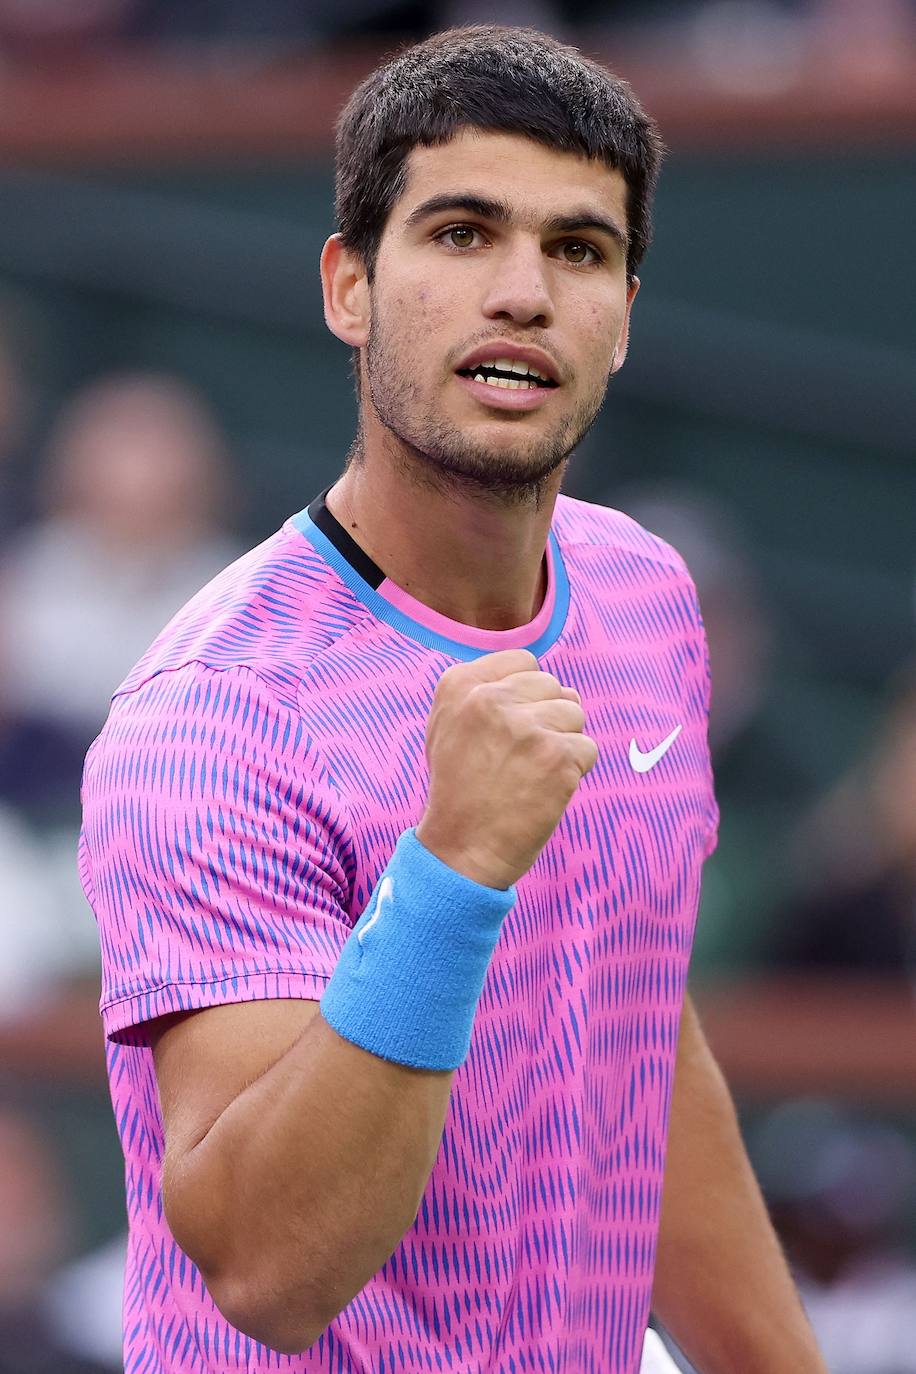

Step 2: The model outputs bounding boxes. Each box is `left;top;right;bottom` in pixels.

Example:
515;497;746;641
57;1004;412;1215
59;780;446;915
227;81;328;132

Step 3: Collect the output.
79;490;718;1374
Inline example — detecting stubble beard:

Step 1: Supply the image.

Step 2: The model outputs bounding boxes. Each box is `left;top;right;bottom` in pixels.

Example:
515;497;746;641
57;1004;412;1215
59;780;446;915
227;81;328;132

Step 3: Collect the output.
363;315;610;506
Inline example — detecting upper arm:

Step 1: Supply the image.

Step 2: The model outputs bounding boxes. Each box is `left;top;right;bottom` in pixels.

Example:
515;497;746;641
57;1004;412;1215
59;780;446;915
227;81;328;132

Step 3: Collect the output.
672;992;722;1092
674;991;701;1068
151;998;323;1164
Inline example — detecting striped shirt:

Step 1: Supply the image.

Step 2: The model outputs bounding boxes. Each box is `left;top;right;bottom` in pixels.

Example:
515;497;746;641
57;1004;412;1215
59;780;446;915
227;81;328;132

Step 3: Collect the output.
79;491;717;1373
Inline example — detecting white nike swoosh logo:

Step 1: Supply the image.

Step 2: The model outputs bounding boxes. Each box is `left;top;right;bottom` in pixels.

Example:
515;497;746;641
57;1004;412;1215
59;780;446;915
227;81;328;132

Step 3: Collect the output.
357;874;393;945
629;724;683;773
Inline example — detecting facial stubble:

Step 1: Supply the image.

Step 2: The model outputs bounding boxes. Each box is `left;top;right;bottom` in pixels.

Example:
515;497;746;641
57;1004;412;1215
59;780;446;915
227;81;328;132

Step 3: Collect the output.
363;308;612;505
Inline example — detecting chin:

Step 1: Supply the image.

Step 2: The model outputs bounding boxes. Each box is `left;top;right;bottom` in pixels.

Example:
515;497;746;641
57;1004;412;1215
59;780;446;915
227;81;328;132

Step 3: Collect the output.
430;449;567;497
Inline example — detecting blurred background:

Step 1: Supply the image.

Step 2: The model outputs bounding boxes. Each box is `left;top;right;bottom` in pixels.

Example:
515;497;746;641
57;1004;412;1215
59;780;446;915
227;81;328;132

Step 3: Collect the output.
0;1;913;1370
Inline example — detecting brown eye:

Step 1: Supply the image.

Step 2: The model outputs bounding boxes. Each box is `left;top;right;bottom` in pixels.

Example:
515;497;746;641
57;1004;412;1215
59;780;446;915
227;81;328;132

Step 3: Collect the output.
563;240;593;264
448;226;476;248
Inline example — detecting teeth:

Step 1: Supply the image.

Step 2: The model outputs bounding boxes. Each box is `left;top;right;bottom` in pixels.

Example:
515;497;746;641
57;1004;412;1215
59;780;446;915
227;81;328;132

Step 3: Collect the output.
481;375;536;390
467;357;551;384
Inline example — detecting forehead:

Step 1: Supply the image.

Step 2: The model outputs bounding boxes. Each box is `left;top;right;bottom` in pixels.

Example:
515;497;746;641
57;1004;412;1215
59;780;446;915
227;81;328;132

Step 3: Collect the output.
393;128;629;230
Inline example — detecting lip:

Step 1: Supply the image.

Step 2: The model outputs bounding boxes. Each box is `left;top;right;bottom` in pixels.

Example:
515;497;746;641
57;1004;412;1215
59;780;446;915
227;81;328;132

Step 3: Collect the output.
455;341;561;386
454;372;558;411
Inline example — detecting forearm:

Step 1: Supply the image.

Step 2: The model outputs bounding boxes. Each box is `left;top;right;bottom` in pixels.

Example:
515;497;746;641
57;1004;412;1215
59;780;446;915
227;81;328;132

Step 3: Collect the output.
164;1011;454;1352
652;996;827;1374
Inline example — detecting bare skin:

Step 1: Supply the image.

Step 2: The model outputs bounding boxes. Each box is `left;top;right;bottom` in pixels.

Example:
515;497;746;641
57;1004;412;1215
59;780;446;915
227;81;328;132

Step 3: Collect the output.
320;129;638;633
655;1000;828;1374
152;128;826;1368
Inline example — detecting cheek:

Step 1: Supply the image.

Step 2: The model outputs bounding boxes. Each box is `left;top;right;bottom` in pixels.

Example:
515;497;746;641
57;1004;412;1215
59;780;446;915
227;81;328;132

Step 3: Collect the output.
580;302;623;372
384;281;455;362
383;273;444;326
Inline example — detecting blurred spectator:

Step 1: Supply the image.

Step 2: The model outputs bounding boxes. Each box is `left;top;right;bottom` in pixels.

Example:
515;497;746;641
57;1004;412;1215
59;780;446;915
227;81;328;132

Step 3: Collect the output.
0;307;33;550
43;1235;125;1374
0;371;239;825
769;664;916;975
0;803;68;1015
752;1099;916;1374
0;1107;115;1372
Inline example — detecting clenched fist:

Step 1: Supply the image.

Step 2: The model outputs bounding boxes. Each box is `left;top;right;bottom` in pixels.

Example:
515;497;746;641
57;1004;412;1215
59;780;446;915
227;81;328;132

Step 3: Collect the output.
415;649;598;890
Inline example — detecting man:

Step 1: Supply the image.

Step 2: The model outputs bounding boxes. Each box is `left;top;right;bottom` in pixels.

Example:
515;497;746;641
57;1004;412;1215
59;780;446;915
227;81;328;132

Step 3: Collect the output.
79;25;828;1374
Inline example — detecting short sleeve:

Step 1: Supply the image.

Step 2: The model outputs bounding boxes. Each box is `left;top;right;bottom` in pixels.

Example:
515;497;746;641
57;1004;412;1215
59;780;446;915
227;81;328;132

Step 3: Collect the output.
670;553;719;860
694;590;719;859
79;662;355;1043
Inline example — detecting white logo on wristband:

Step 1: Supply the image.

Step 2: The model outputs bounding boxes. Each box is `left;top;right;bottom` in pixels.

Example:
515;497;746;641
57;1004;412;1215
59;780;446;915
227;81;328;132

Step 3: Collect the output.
357;875;393;946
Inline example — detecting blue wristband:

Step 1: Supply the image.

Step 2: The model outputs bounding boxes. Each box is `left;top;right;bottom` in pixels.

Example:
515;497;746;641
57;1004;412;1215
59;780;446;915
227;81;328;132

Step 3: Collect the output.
320;829;516;1071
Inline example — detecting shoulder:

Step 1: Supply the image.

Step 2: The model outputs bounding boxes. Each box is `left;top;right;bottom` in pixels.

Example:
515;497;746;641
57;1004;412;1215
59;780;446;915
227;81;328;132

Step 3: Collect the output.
113;517;374;713
551;493;710;672
552;492;694;583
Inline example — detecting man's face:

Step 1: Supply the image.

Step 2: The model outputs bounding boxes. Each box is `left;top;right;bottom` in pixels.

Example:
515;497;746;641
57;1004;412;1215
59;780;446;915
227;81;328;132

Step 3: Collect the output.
362;129;638;498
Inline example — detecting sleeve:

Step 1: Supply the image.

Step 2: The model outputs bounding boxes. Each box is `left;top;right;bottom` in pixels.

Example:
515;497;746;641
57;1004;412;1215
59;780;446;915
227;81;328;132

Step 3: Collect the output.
79;661;355;1044
693;588;720;859
669;554;719;860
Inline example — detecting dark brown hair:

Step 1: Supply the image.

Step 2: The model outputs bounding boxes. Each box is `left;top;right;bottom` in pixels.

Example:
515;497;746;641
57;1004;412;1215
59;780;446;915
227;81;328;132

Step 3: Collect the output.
335;25;664;286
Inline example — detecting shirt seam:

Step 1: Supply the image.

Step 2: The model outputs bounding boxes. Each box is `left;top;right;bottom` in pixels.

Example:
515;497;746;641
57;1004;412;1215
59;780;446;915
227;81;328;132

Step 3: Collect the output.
293;511;571;662
102;967;334;1011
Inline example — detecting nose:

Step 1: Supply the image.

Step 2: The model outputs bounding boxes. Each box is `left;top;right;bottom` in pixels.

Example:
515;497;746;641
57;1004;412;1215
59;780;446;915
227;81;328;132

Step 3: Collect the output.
480;236;554;329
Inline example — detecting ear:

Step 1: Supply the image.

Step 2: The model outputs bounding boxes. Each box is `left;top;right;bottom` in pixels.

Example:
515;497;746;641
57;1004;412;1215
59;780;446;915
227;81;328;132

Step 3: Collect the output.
610;276;640;374
320;234;370;348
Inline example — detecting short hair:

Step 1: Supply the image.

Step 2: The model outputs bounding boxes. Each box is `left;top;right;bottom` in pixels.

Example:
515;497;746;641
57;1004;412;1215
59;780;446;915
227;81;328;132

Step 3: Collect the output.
335;25;664;286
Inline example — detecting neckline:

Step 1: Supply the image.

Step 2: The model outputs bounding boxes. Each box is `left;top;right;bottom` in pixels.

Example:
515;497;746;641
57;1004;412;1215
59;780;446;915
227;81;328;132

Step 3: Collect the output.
291;490;570;662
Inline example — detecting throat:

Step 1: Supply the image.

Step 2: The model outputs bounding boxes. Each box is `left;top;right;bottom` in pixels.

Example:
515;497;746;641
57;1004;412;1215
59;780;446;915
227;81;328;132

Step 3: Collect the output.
387;556;549;632
323;468;556;633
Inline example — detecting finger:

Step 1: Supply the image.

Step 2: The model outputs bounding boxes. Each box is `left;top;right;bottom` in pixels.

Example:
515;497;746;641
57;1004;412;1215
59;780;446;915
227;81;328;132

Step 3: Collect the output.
568;734;599;777
467;649;539;683
493;669;569;703
523;699;586;733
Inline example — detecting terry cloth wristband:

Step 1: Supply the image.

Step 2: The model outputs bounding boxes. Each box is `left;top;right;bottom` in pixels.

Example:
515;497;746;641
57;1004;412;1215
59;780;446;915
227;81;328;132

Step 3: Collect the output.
320;828;516;1071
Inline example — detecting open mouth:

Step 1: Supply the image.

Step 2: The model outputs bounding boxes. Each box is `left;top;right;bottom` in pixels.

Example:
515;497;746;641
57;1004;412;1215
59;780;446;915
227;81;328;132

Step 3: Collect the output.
455;359;559;391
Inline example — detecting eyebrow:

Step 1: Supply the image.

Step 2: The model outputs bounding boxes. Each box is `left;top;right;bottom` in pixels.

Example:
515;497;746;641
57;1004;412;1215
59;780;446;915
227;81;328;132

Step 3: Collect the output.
403;192;629;255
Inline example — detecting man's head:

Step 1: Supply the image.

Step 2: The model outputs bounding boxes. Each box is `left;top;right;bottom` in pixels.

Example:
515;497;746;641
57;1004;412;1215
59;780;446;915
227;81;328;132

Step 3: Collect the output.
321;26;663;501
336;25;662;289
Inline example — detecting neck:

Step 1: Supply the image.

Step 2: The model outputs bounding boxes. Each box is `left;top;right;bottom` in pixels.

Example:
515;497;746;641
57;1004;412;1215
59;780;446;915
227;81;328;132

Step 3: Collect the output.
326;426;563;632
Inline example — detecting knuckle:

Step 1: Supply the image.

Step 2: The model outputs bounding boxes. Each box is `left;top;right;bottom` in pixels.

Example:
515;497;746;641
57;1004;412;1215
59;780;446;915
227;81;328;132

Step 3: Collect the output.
536;729;566;768
581;739;600;773
433;666;459;699
565;702;586;731
468;680;497;712
561;767;582;798
506;706;536;745
536;670;560;691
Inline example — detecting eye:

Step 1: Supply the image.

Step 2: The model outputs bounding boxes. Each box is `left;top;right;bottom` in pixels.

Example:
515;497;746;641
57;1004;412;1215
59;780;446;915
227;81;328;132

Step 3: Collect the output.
437;224;484;250
556;239;601;267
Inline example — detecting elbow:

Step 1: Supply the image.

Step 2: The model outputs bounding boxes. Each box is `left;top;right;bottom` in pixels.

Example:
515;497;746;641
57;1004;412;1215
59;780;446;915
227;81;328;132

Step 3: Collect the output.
162;1179;327;1354
207;1273;328;1356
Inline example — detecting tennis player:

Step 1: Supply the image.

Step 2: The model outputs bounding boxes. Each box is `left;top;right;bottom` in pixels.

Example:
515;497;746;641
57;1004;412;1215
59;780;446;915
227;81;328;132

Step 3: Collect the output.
79;25;828;1374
